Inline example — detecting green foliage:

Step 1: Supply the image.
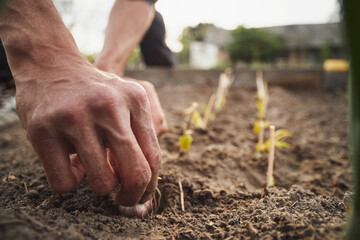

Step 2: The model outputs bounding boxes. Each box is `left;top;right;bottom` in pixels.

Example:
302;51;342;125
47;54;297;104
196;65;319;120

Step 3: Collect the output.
228;26;285;63
127;47;143;68
178;23;215;64
320;41;332;61
213;61;233;70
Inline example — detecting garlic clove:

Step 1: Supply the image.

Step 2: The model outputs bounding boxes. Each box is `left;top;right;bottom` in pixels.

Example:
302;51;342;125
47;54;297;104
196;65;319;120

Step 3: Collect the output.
118;200;152;218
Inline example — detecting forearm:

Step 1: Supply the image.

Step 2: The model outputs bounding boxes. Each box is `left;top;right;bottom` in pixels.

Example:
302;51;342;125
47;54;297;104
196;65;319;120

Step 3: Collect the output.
94;0;155;76
0;0;86;80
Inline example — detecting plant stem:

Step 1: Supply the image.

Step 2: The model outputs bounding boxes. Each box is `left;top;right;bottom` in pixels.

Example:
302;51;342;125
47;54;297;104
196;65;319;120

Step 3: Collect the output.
256;70;265;99
203;94;216;127
258;120;264;147
185;102;199;130
266;125;275;187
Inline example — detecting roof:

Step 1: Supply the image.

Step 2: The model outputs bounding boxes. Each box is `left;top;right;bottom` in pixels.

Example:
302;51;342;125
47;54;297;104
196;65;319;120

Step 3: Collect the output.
262;23;343;49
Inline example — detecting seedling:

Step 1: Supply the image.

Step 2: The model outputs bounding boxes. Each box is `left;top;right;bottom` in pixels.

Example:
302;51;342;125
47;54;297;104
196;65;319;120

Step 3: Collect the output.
179;102;199;152
203;94;216;127
255;71;268;120
214;72;234;112
183;102;206;130
179;69;233;152
253;70;270;156
256;128;292;152
191;111;206;130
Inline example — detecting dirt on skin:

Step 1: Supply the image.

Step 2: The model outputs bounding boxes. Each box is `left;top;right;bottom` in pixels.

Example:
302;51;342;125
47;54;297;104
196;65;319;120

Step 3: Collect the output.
0;83;351;239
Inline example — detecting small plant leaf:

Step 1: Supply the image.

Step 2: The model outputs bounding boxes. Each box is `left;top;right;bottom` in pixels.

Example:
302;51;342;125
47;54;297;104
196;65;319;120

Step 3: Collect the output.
191;111;206;129
275;141;291;149
179;132;193;152
256;128;292;152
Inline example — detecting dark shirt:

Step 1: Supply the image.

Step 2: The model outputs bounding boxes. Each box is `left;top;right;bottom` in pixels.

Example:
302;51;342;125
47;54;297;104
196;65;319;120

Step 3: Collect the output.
143;0;158;5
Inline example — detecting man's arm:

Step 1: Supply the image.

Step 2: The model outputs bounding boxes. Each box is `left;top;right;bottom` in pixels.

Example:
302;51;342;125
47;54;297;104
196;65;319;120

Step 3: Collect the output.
94;0;168;136
0;0;161;214
94;0;155;76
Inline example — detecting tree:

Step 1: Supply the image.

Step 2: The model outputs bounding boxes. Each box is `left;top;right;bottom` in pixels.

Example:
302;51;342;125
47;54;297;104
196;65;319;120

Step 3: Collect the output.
178;23;215;64
228;26;285;63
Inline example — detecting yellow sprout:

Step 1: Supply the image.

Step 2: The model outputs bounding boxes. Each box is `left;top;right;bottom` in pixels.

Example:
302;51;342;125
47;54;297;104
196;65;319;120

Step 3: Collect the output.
253;119;271;134
179;130;193;152
191;111;206;129
256;129;292;152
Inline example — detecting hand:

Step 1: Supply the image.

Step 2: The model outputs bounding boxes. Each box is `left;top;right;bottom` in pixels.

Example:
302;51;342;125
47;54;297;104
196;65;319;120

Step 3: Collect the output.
95;64;168;137
124;78;168;136
16;59;161;208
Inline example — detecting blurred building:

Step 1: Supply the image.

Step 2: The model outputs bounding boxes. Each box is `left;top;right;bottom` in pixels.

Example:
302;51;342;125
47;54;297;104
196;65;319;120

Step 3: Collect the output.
263;23;344;68
189;23;344;69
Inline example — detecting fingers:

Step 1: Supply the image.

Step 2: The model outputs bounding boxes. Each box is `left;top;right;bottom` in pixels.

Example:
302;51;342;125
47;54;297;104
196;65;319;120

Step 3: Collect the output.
71;129;119;196
108;130;152;206
28;132;84;194
125;79;168;136
129;84;162;203
144;83;168;136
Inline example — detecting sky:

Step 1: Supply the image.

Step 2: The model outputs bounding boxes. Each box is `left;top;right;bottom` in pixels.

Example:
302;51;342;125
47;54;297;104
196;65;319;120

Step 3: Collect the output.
58;0;339;54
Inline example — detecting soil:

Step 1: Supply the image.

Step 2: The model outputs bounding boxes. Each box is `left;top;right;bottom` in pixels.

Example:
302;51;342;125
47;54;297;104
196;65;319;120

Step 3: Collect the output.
0;83;351;239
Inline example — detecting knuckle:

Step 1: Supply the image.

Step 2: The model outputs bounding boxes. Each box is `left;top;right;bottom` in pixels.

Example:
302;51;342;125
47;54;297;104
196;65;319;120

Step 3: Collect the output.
93;89;117;108
141;81;155;92
128;82;148;105
26;112;52;138
57;108;82;126
90;88;120;116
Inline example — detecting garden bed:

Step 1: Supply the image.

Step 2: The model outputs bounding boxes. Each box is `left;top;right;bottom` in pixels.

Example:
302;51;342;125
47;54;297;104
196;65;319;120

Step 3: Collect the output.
0;83;350;239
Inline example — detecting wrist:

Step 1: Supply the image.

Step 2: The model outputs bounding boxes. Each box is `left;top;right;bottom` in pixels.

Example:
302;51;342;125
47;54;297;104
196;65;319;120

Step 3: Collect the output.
0;0;86;80
94;50;127;76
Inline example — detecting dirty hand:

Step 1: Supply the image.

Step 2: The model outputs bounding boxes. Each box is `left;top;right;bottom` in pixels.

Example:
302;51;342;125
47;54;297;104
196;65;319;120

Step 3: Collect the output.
124;78;168;136
94;68;168;137
16;60;161;215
